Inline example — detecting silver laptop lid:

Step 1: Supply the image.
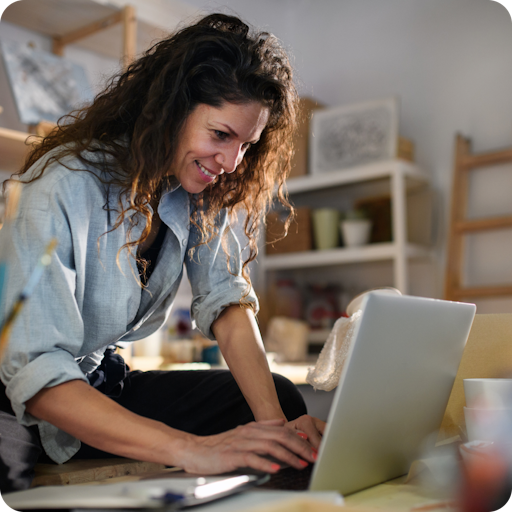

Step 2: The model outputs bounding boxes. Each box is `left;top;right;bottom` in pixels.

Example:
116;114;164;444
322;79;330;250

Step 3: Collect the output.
310;293;476;495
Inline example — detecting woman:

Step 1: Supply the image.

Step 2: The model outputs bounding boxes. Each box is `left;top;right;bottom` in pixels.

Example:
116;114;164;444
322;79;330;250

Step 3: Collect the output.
0;13;325;493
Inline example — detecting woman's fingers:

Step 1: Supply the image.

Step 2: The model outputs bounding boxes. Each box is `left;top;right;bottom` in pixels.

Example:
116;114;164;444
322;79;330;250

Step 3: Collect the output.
314;416;327;435
187;421;317;474
285;415;326;449
240;451;282;473
236;422;316;466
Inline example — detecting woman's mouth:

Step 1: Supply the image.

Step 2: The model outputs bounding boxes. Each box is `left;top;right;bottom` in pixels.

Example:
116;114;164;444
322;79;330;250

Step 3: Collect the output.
196;161;216;179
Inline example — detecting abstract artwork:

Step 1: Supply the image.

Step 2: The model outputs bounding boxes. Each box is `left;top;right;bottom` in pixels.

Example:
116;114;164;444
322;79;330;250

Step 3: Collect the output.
310;97;399;173
1;40;93;125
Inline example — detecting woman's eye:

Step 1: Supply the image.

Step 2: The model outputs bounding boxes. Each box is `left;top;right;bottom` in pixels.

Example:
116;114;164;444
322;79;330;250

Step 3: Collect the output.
242;142;252;150
215;130;229;140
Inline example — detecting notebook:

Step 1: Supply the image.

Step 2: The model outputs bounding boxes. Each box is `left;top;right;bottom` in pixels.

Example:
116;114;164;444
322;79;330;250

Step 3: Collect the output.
265;292;476;496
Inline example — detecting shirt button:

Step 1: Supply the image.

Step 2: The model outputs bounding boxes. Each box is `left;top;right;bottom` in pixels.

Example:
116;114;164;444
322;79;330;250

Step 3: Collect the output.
182;238;187;246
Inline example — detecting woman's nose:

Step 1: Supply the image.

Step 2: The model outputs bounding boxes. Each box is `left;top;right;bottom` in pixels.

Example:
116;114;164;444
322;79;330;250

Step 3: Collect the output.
215;145;244;174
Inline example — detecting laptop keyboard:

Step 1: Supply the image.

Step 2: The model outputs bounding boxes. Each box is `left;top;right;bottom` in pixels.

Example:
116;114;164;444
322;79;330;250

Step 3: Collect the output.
258;463;314;491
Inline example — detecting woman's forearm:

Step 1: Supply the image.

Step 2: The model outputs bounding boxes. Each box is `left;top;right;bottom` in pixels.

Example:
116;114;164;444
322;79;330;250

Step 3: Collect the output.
25;378;317;474
212;305;286;421
25;379;193;466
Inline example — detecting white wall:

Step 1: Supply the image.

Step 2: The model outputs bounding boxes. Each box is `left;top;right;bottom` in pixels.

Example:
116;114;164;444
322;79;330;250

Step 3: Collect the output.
185;0;512;311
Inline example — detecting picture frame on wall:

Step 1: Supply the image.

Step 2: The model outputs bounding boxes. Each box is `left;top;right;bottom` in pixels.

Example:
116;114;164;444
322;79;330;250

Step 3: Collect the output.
310;97;399;173
1;40;93;126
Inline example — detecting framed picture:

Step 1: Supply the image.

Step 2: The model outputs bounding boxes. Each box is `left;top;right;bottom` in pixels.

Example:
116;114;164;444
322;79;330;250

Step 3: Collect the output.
310;97;399;173
1;40;93;125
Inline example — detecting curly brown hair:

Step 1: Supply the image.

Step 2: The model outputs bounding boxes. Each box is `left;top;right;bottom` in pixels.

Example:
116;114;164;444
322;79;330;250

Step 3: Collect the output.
13;13;298;293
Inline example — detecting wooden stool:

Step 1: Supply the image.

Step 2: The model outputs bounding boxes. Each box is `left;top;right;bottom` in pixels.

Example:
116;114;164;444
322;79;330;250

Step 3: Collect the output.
32;458;166;486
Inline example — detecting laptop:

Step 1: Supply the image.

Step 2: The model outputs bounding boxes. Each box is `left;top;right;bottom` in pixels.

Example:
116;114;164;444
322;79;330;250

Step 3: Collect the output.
265;292;476;496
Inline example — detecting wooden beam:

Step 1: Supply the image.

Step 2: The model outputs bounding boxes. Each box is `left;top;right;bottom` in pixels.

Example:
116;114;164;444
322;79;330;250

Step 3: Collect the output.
450;285;512;299
460;147;512;169
52;11;122;55
122;5;137;69
444;134;471;299
455;215;512;233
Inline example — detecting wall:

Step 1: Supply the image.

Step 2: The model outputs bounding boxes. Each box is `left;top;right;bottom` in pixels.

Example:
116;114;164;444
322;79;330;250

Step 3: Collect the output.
185;0;512;312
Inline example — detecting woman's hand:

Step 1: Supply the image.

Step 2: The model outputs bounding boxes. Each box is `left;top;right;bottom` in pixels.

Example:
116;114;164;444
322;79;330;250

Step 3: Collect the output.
177;419;317;475
285;414;326;450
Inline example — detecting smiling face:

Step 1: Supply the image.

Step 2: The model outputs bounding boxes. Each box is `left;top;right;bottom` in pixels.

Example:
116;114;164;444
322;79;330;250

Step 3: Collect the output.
169;101;270;194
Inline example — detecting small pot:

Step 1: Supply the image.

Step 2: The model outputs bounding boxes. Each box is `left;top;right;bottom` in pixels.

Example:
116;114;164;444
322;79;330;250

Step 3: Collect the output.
340;219;372;247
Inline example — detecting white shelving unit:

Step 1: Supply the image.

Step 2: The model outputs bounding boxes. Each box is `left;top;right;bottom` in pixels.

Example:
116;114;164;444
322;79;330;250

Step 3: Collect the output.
260;159;432;295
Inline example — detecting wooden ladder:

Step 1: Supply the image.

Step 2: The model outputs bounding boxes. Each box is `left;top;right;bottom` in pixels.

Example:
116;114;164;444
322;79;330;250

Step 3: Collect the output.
445;134;512;301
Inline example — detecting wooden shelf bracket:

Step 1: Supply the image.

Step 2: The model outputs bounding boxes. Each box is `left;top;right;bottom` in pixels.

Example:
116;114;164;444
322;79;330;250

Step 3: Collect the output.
51;5;137;69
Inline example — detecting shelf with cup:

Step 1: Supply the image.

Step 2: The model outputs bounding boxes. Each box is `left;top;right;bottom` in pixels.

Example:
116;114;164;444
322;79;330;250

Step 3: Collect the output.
261;158;433;295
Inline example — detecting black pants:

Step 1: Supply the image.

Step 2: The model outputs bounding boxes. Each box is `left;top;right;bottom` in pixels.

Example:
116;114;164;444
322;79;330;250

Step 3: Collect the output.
0;370;307;492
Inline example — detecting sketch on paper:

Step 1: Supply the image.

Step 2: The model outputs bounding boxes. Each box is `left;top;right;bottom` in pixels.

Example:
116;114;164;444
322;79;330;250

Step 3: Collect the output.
310;98;398;173
1;40;93;125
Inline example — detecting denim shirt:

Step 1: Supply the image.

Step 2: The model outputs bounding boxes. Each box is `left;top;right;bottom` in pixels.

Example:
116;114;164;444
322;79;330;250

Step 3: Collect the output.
0;153;258;463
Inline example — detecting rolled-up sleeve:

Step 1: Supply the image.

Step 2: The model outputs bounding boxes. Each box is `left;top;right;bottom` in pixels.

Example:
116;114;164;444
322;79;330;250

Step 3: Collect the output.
186;210;259;340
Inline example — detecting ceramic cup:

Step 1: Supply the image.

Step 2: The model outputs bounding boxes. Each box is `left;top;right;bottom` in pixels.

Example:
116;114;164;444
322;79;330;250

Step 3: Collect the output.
464;406;512;442
463;378;512;409
340;219;372;247
312;208;340;250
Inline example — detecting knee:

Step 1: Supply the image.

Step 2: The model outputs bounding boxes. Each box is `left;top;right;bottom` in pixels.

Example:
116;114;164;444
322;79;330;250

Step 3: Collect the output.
272;373;307;421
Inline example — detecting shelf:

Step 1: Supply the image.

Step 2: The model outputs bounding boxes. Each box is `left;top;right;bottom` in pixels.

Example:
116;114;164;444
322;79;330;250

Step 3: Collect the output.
2;0;197;60
260;157;432;294
284;159;428;195
0;127;30;174
263;242;431;270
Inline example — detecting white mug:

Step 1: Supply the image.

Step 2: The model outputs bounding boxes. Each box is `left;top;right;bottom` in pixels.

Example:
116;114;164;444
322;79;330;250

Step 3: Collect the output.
463;378;512;409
